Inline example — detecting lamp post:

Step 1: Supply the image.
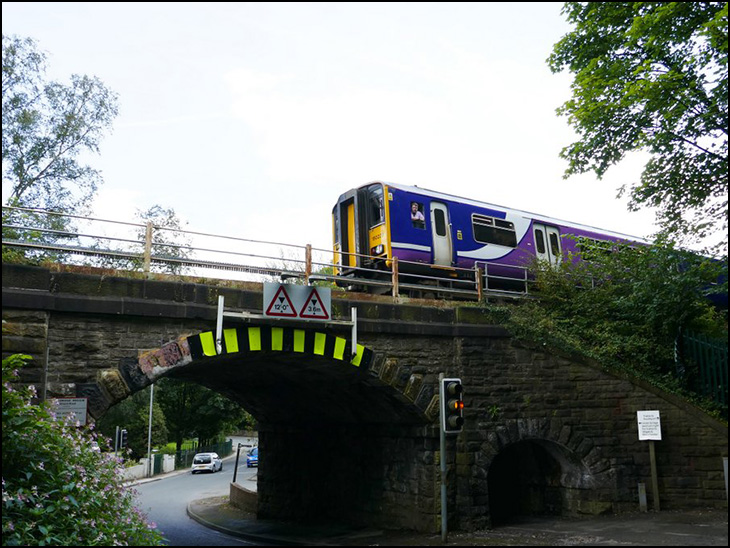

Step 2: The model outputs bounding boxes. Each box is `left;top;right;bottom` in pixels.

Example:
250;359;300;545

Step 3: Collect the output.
147;383;154;477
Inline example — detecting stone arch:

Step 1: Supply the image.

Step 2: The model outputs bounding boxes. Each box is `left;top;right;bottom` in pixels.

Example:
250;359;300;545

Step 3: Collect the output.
479;418;614;524
84;324;434;425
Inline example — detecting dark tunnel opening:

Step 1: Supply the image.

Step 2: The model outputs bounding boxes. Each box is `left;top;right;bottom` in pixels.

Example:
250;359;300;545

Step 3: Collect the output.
487;440;565;526
161;350;433;526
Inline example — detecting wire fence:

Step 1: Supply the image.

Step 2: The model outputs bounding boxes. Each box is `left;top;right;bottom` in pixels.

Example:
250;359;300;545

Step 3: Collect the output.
173;439;234;471
2;205;532;301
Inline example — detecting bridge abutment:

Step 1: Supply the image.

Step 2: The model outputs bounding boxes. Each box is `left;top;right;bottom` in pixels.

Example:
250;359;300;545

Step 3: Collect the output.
256;424;443;532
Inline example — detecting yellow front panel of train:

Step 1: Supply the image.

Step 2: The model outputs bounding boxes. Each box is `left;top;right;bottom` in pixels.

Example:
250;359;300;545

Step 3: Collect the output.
347;203;356;267
368;223;388;257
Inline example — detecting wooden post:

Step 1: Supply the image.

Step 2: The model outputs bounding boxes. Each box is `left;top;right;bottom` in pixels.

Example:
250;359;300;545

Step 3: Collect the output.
305;244;312;285
475;265;484;302
143;222;153;275
391;256;399;299
649;440;660;511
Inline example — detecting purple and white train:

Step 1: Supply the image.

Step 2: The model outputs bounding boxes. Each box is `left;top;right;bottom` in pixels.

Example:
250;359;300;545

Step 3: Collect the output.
332;181;649;292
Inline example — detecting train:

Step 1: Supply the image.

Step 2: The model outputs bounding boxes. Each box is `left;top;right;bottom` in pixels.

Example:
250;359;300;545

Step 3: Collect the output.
331;181;650;294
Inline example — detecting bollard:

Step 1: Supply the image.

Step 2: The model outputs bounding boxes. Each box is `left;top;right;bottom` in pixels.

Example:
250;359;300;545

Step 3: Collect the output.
638;483;648;512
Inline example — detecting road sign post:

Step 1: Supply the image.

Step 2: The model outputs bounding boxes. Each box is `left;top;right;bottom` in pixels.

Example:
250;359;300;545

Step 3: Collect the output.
637;410;662;511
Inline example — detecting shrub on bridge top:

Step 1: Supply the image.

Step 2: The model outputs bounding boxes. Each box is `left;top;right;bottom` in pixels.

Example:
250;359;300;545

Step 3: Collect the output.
498;239;727;418
2;354;165;546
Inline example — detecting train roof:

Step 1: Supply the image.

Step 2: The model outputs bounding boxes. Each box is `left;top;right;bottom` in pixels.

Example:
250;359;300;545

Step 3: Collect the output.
375;181;652;245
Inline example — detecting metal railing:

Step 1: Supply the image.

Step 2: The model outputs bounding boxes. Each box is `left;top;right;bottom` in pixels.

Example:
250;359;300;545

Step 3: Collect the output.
677;330;728;414
174;439;234;470
2;206;532;302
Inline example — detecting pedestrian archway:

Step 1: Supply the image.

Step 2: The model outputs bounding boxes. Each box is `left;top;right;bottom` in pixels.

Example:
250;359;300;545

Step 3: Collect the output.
487;439;586;525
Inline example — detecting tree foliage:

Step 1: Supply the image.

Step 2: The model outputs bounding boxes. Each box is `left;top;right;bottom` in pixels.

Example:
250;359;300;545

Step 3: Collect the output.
96;387;169;460
156;377;253;449
548;2;728;253
134;205;192;275
2;34;119;221
2;354;164;546
89;204;193;275
97;377;252;456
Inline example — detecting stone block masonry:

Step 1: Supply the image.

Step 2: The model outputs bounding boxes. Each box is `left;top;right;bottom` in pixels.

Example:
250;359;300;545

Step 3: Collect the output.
2;263;727;533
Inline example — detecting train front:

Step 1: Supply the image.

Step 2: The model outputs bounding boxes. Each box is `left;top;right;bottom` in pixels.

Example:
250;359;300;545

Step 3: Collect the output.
332;182;390;279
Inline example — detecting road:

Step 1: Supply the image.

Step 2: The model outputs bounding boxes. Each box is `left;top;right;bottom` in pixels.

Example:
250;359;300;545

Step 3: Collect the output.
133;442;259;546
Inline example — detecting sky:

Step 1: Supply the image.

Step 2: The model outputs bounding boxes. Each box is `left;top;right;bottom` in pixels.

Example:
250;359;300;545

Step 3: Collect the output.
3;2;659;259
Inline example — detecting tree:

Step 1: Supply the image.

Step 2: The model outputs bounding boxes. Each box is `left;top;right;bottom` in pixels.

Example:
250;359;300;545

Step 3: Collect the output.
134;205;193;275
2;354;164;545
90;204;193;275
2;35;119;224
97;387;168;460
548;3;728;254
2;34;119;268
156;377;253;450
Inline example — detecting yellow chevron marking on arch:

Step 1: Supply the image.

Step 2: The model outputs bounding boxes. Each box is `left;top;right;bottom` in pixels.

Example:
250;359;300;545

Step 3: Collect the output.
224;328;238;353
200;332;216;356
334;337;346;360
314;332;327;355
248;327;261;351
196;329;368;367
294;330;306;352
351;344;365;366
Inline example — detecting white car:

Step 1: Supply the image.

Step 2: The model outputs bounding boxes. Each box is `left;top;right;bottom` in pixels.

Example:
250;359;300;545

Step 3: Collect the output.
191;452;223;474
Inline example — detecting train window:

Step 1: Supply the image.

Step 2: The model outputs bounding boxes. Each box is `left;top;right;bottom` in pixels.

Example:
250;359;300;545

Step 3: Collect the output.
472;214;517;247
410;201;426;229
577;237;612;261
368;186;385;227
535;228;546;254
433;208;447;237
549;232;561;257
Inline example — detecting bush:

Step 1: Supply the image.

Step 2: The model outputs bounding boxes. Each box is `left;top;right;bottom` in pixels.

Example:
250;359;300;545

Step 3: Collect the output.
2;354;164;546
495;239;727;416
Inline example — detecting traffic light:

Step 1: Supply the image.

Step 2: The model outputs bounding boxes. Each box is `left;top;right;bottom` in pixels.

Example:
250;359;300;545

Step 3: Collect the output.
119;428;128;448
440;378;464;434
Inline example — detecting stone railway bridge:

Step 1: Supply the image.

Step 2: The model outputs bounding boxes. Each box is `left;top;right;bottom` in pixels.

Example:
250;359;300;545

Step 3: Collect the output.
2;263;727;533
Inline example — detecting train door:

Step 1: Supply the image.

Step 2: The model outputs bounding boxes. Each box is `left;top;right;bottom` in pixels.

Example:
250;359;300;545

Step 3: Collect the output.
533;223;562;265
430;201;452;266
333;196;358;270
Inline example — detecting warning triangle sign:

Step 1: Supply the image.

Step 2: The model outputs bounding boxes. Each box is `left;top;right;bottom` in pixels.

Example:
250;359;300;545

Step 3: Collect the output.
299;287;330;320
265;285;298;317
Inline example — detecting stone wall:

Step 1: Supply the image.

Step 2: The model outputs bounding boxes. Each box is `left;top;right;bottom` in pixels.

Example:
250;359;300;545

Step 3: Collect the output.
253;329;727;532
256;424;443;532
2;309;50;393
2;263;727;534
230;482;257;514
358;331;728;531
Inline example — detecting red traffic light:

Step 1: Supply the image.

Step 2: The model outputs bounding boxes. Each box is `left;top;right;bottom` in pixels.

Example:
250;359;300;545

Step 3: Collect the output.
441;378;464;433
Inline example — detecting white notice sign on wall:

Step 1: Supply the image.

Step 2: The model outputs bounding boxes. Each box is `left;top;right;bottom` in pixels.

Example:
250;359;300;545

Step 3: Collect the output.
51;397;88;426
637;410;662;441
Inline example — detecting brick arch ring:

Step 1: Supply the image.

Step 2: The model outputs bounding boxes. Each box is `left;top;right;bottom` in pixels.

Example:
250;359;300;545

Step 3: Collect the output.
85;325;435;422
